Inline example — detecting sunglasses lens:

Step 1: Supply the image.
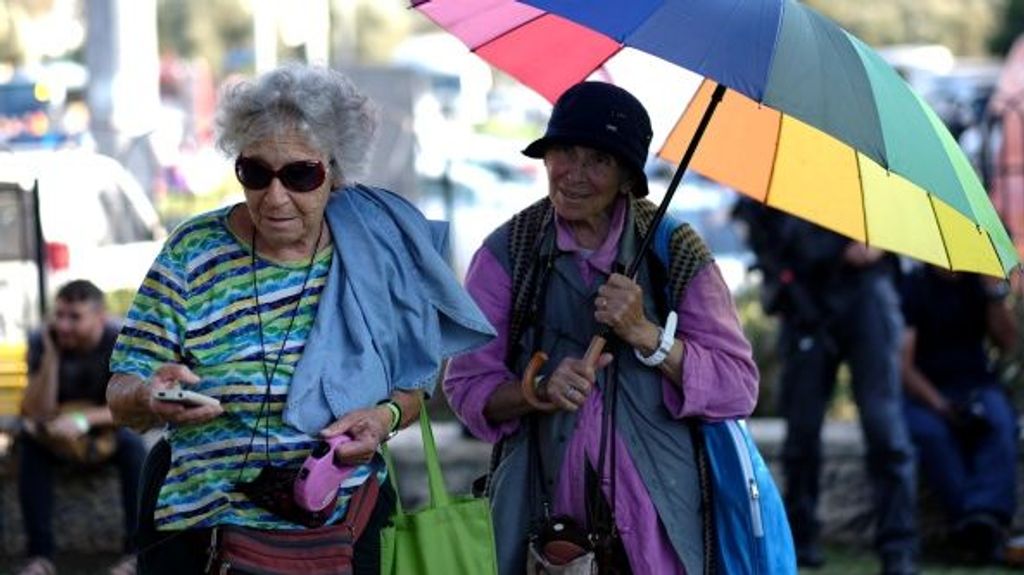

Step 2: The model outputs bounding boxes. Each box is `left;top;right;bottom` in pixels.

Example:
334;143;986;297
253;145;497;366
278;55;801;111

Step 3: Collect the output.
279;161;326;192
235;157;326;192
235;157;273;189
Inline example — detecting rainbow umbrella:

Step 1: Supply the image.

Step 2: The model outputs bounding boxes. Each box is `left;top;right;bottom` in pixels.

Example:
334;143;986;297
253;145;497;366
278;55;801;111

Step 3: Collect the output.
413;0;1019;279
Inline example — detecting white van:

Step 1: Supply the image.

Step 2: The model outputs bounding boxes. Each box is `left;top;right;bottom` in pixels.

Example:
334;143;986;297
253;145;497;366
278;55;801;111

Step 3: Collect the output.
0;149;166;346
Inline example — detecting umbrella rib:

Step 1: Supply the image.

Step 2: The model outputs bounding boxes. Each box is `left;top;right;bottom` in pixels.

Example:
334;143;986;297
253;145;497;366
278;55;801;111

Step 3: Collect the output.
457;10;621;83
469;13;548;53
984;225;1010;278
418;7;547;53
857;151;868;246
759;0;787;105
761;109;785;207
927;194;954;271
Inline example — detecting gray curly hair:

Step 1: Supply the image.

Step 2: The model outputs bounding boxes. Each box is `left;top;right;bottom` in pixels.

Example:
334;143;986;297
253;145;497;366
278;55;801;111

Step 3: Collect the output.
215;64;379;187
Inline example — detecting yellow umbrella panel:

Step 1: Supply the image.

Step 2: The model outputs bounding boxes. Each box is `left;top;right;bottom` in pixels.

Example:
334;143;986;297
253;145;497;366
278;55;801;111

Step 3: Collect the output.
661;80;1011;278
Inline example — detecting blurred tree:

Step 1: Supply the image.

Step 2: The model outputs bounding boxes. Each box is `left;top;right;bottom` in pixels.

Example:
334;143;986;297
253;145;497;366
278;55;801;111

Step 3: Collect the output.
350;1;413;64
990;0;1024;55
0;3;22;65
155;0;412;75
807;0;1002;56
156;0;250;75
0;0;85;66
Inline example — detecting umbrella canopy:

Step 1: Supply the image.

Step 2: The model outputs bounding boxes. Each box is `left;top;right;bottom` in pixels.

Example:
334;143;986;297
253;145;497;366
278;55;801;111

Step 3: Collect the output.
414;0;1019;278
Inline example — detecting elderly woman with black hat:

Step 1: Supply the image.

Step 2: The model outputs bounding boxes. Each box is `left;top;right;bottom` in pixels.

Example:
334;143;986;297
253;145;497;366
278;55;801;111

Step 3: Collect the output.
444;81;759;574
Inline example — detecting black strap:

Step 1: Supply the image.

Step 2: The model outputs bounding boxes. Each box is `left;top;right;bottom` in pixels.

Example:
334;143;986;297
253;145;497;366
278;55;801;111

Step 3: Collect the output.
588;338;620;540
481;204;556;498
689;421;717;575
527;415;553;529
505;199;555;369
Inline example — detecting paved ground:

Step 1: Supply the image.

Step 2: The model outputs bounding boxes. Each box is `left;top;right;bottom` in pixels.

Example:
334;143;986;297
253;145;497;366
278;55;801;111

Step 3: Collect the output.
1;549;1020;574
0;553;121;575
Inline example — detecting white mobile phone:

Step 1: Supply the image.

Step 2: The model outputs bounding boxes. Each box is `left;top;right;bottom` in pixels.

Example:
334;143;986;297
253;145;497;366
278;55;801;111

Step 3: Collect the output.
153;388;221;408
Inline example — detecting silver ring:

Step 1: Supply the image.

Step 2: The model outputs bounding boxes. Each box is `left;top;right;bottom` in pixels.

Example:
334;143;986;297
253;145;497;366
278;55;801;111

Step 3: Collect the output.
566;387;579;399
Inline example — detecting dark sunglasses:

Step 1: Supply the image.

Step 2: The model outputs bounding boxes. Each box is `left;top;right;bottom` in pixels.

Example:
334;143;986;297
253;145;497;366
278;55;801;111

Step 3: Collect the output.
235;156;327;193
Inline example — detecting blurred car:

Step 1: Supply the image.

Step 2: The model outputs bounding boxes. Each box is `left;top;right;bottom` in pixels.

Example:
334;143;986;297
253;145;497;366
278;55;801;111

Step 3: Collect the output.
0;149;166;345
416;156;545;279
917;61;1002;139
647;168;754;294
417;151;753;294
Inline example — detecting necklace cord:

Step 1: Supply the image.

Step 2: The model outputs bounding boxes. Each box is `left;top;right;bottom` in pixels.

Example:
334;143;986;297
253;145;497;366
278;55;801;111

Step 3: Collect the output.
236;220;325;481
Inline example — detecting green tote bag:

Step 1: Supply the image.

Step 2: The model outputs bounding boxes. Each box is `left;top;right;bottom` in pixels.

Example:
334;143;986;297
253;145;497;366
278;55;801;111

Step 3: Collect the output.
380;401;499;575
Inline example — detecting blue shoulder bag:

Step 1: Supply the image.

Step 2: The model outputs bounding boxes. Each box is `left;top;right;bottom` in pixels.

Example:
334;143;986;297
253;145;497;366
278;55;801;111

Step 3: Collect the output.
699;420;797;574
653;216;797;574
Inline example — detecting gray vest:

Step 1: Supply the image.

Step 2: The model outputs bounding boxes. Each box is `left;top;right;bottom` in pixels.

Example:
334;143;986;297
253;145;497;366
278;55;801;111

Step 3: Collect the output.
483;205;708;574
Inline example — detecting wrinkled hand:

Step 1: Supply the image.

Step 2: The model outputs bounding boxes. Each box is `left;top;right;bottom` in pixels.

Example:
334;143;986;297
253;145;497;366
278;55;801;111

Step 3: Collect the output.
595;273;659;351
147;363;223;426
320;406;392;466
45;414;84;441
539;353;613;412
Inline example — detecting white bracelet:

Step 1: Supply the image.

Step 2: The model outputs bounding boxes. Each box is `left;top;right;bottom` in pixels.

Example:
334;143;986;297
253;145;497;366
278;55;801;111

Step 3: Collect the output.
634;311;678;367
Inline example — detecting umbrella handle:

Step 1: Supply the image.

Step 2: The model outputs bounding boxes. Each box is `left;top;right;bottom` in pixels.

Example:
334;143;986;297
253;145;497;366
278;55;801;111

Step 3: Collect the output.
521;351;557;412
582;335;607;368
520;335;608;412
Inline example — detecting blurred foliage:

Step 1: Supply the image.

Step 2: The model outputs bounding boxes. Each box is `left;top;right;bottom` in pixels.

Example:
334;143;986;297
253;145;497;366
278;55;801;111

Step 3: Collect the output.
154;167;238;230
0;0;71;65
736;285;857;420
349;1;415;65
475;118;544;141
734;288;781;417
806;0;1003;56
157;0;251;74
106;288;136;319
990;0;1024;55
154;0;415;76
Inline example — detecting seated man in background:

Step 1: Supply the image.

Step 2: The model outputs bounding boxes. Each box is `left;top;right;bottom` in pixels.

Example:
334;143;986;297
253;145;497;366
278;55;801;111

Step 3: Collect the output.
900;265;1019;566
16;280;146;575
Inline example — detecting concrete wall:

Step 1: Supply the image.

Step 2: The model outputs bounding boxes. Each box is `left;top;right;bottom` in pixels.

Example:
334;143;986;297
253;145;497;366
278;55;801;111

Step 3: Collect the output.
2;419;1021;555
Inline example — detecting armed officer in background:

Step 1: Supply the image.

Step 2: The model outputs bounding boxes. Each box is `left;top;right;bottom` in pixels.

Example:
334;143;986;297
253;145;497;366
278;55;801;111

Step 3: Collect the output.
733;199;918;575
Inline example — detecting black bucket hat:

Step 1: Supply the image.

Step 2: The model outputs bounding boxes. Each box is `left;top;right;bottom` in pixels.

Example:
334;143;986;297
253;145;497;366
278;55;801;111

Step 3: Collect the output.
523;81;653;197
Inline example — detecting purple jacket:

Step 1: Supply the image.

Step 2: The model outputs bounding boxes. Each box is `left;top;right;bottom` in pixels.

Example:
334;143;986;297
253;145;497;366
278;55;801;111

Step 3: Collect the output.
445;197;758;573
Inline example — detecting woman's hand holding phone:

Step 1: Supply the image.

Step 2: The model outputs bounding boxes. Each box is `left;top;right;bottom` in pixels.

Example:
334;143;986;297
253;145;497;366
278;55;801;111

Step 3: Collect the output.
147;363;224;425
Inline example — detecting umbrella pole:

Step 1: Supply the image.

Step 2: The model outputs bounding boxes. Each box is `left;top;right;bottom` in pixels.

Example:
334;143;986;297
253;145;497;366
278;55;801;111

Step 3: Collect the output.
627;83;727;277
582;83;727;366
521;83;728;409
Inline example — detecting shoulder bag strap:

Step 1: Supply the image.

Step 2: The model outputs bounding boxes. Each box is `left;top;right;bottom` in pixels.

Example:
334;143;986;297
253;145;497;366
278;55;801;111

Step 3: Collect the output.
418;399;451;508
688;420;717;575
383;399;450;514
481;200;555;497
339;475;382;541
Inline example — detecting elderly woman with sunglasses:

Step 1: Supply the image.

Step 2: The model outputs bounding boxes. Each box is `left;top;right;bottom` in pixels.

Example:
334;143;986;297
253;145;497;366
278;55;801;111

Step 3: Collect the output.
444;82;759;574
106;64;492;574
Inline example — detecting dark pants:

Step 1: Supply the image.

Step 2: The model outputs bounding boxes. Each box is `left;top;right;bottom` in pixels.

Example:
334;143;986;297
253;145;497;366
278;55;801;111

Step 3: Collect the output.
778;276;917;560
904;384;1018;524
137;439;396;575
17;427;147;558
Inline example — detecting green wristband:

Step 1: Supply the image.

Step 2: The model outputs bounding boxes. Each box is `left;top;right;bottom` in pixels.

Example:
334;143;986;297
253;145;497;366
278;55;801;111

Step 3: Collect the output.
70;412;89;433
376;398;403;433
386;402;401;431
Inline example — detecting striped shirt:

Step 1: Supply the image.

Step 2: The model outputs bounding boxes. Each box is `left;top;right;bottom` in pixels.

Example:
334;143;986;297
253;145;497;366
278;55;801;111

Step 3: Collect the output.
111;206;383;531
